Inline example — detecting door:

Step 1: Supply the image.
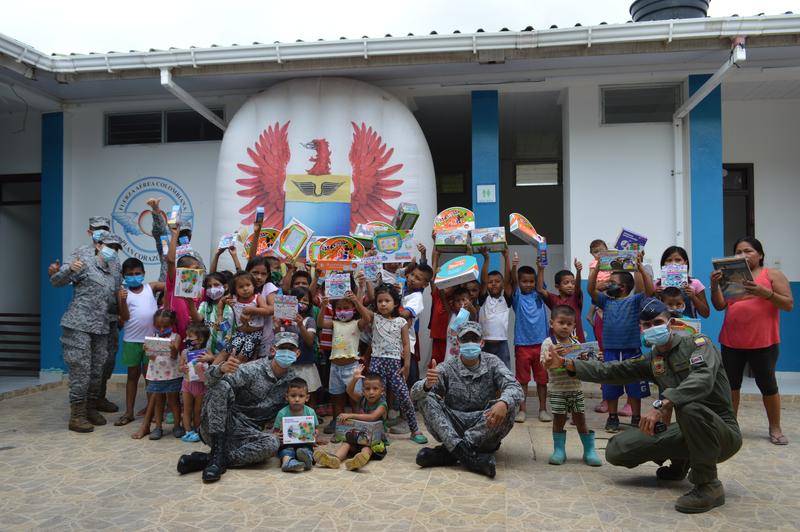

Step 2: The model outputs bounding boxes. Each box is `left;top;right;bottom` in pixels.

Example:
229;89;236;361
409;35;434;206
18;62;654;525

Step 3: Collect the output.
722;164;755;256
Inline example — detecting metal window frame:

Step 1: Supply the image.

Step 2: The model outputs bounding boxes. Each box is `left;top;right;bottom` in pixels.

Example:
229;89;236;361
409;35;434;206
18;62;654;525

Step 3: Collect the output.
514;160;561;187
164;107;225;143
103;106;225;146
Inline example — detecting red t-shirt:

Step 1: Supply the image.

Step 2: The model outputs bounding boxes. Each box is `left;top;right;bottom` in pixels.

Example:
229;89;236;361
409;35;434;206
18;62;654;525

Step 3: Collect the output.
429;290;449;340
544;290;585;342
164;274;201;339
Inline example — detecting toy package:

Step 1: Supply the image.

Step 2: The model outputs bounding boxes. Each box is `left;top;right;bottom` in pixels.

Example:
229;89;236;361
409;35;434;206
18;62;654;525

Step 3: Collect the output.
352;221;394;248
167;205;181;228
433;207;475;233
274;218;314;260
711;256;753;300
282;416;316;444
392;202;420;230
470;227;507;252
305;237;327;264
143;336;172;358
615;228;648;251
661;264;689;288
373;230;415;263
597;250;638;272
508;213;544;246
326;272;351;299
434;256;479;289
274;294;299;322
334;419;384;445
360;256;382;284
174;268;204;298
159;235;170;256
186;349;208;382
218;233;236;250
434;229;470;253
563;341;600;361
254;206;265;224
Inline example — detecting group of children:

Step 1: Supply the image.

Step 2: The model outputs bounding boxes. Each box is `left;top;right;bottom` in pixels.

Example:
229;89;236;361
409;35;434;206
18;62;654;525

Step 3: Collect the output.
108;202;712;471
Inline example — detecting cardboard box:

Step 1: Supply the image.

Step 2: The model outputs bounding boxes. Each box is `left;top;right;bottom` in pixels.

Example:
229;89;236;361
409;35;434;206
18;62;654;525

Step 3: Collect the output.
392;202;420;230
282;416;316;444
597;250;638;272
434;255;479;289
435;229;470;253
334;419;384;445
508;213;544;246
433;207;475;233
470;227;507;252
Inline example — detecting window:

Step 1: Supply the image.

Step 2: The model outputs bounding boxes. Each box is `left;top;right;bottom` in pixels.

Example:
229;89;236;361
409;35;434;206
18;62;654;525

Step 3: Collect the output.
105;108;224;145
601;84;681;124
515;162;559;187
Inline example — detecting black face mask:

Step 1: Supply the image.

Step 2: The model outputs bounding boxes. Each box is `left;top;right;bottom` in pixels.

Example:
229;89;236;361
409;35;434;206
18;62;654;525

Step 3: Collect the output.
605;282;623;298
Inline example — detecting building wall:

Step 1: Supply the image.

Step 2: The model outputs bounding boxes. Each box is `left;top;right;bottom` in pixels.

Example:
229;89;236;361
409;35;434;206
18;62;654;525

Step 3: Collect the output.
0;111;42;174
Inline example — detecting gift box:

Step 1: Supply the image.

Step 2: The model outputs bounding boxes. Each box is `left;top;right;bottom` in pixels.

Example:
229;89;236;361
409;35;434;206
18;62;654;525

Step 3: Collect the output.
433;207;475;233
470;227;507;253
434;255;479;289
563;342;600;361
334;419;384;446
374;230;414;263
274;218;314;260
508;213;544;246
435;229;470;253
597;250;638;272
392;202;420;230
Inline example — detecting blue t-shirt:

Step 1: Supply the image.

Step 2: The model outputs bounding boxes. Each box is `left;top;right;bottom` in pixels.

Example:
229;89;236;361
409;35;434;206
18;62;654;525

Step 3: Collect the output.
594;292;645;350
511;287;548;346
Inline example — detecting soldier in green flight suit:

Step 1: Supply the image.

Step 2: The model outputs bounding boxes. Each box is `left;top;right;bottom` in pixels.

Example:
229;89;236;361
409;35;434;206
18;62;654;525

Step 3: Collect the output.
543;298;742;514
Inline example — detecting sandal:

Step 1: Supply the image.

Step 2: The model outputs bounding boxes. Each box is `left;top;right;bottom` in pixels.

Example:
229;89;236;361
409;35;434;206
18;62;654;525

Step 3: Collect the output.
114;414;135;426
769;432;789;445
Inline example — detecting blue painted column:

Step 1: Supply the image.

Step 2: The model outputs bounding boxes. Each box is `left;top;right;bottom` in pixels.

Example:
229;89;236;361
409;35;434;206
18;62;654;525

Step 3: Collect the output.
471;91;501;271
688;75;724;343
40;112;68;372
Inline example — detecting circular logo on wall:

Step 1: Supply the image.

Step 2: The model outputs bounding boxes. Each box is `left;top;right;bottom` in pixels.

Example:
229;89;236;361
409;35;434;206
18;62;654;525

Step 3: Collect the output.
111;177;194;264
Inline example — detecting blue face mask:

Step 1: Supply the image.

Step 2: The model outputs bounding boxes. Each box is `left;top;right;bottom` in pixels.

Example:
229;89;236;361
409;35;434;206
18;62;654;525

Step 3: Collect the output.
92;230;105;242
157;327;173;338
459;342;482;360
99;246;117;261
275;349;297;368
449;308;470;332
124;274;144;288
642;324;671;347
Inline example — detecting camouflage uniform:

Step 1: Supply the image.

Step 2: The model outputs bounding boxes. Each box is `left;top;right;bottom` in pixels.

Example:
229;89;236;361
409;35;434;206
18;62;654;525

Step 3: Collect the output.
151;212;204;282
572;333;742;485
50;254;117;404
199;358;295;467
411;352;523;453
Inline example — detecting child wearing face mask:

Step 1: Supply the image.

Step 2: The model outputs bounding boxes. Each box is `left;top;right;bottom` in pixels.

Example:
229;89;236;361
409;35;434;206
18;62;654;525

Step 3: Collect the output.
185;272;235;355
226;271;269;361
276;287;321;409
115;258;165;427
178;323;211;443
132;309;183;440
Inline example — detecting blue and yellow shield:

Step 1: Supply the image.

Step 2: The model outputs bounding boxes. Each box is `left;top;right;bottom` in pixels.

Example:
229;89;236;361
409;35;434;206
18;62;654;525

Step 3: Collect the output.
284;174;351;236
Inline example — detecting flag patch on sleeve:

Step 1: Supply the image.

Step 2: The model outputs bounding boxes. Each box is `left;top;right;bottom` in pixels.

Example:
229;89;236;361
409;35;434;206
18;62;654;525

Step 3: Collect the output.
694;337;707;347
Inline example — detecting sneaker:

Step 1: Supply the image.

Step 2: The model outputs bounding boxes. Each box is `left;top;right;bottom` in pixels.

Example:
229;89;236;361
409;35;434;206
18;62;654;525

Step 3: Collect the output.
344;452;371;471
296;447;314;470
515;410;527;423
313;450;341;469
281;458;305;473
619;402;632;417
148;427;163;440
538;410;553;422
389;421;410;435
594;401;608;414
173;426;186;439
182;431;201;443
323;418;336;435
411;432;428;444
605;415;620;433
630;415;641;428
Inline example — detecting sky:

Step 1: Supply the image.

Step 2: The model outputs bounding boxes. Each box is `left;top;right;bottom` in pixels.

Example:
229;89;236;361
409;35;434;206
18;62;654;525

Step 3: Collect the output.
4;0;798;55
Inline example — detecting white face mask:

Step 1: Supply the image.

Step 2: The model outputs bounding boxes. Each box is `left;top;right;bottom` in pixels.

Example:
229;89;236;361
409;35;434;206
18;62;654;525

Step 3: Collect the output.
206;286;225;301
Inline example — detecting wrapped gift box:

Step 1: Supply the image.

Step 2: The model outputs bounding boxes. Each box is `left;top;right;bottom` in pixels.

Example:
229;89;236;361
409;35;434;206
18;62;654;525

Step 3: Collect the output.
434;255;479;289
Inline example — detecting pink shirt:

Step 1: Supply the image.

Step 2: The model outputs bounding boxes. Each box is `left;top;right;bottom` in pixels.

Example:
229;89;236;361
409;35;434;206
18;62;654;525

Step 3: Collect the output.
719;268;780;349
165;274;197;338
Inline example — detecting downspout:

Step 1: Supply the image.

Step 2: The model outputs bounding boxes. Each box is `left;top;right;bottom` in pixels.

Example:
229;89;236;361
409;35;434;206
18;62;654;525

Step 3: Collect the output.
671;40;746;247
159;67;227;132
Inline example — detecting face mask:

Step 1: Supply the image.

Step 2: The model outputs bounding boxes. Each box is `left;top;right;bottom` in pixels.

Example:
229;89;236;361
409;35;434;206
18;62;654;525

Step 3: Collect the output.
669;306;686;317
336;309;355;321
206;286;225;301
298;302;308;313
99;246;117;261
92;230;105;242
449;307;470;332
459;342;482;360
271;272;283;284
157;327;173;338
642;324;671;347
275;349;297;368
605;282;623;298
124;274;144;288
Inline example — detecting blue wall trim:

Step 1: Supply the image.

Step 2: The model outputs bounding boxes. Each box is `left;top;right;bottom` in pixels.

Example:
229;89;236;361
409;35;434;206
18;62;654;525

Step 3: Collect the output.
40;112;68;372
688;74;725;346
777;282;800;372
471;90;500;271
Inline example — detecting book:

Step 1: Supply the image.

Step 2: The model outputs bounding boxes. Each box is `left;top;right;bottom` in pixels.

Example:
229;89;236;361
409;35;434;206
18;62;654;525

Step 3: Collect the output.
282;415;316;444
374;230;414;263
614;228;648;251
508;213;544;246
334;418;384;446
433;207;475;233
186;349;208;382
661;264;689;288
174;268;204;298
274;294;298;322
434;229;470;253
597;250;638;272
392;202;420;230
167;205;181;227
143;336;172;357
470;227;507;253
434;256;479;289
218;233;236;250
326;272;351;299
562;341;600;361
712;256;754;300
274;218;314;260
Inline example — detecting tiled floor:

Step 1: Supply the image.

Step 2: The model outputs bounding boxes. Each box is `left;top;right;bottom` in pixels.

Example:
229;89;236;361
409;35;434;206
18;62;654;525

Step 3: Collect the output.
0;384;798;531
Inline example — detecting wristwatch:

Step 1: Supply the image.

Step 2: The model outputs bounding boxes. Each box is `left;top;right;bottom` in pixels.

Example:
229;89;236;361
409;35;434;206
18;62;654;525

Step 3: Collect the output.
652;399;664;410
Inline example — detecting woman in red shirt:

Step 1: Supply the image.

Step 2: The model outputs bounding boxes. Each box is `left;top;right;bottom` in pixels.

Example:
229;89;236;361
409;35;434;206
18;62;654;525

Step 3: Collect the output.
711;237;794;445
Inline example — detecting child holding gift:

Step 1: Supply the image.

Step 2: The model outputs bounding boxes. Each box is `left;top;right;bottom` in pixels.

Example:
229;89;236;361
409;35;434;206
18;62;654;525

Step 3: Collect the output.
274;377;319;472
178;322;211;443
537;257;586;342
477;247;513;368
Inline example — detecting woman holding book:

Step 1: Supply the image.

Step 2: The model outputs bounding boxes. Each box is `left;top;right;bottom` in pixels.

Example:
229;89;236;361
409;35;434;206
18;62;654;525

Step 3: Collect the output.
711;237;794;445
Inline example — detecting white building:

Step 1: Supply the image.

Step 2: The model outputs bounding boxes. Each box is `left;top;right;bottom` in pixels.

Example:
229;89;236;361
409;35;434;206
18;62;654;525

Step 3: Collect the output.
0;12;798;376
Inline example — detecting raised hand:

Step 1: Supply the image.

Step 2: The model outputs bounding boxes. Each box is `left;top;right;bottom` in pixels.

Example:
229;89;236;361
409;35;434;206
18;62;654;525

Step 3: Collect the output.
512;252;520;268
220;356;241;374
574;258;583;272
425;359;440;390
69;258;84;273
353;363;365;381
48;260;61;277
146;197;161;212
119;288;129;302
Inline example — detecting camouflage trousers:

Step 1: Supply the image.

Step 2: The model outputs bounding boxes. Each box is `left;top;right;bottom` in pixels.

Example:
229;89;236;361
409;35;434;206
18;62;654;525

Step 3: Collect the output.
416;392;516;454
98;326;119;400
199;378;280;467
60;327;108;404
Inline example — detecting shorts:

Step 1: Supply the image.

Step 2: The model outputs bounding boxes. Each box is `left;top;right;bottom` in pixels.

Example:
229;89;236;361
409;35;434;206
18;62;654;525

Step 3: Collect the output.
293;363;322;392
181;379;206;397
146;377;183;394
121;341;147;367
721;344;780;396
601;349;651;401
483;340;510;368
549;390;585;415
431;338;446;365
514;345;547;386
328;360;358;395
278;444;314;461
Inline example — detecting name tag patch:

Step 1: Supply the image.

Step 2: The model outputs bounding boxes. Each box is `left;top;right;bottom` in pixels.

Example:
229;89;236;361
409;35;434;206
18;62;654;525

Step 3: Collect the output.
690;354;705;367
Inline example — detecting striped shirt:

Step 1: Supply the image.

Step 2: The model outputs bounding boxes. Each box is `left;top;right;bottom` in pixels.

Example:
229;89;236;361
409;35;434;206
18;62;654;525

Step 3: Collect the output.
540;336;582;393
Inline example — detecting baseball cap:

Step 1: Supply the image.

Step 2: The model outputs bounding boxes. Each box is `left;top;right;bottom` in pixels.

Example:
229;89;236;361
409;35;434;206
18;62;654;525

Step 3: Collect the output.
640;297;669;321
274;331;300;348
89;216;111;229
100;233;127;247
457;321;483;339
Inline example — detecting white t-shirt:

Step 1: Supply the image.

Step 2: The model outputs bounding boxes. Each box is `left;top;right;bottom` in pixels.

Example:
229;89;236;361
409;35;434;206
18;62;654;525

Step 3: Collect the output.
478;293;511;341
402;290;424;347
260;282;279;352
123;283;158;343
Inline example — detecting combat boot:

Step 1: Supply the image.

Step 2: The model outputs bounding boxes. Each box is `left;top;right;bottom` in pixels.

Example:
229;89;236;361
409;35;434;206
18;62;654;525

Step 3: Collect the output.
86;400;107;426
656;459;690;481
675;480;725;514
177;451;210;475
453;442;496;478
68;402;94;433
416;445;459;468
95;396;119;413
202;436;227;482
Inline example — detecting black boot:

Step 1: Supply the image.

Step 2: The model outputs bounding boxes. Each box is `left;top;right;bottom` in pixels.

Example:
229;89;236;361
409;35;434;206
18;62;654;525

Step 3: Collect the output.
202;436;227;482
416;445;459;468
453;442;497;478
177;451;210;475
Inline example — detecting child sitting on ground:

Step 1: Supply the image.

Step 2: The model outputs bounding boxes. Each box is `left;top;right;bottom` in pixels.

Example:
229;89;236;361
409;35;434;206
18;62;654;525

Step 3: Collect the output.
274;377;318;472
178;323;211;443
477;247;513;368
540;306;602;467
314;365;388;471
537;257;586;342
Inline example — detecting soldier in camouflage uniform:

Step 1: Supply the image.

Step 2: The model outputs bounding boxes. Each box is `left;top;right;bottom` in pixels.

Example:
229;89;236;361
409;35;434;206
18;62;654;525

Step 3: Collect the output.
412;321;523;478
49;230;123;433
96;234;125;413
177;332;300;482
543;298;742;514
